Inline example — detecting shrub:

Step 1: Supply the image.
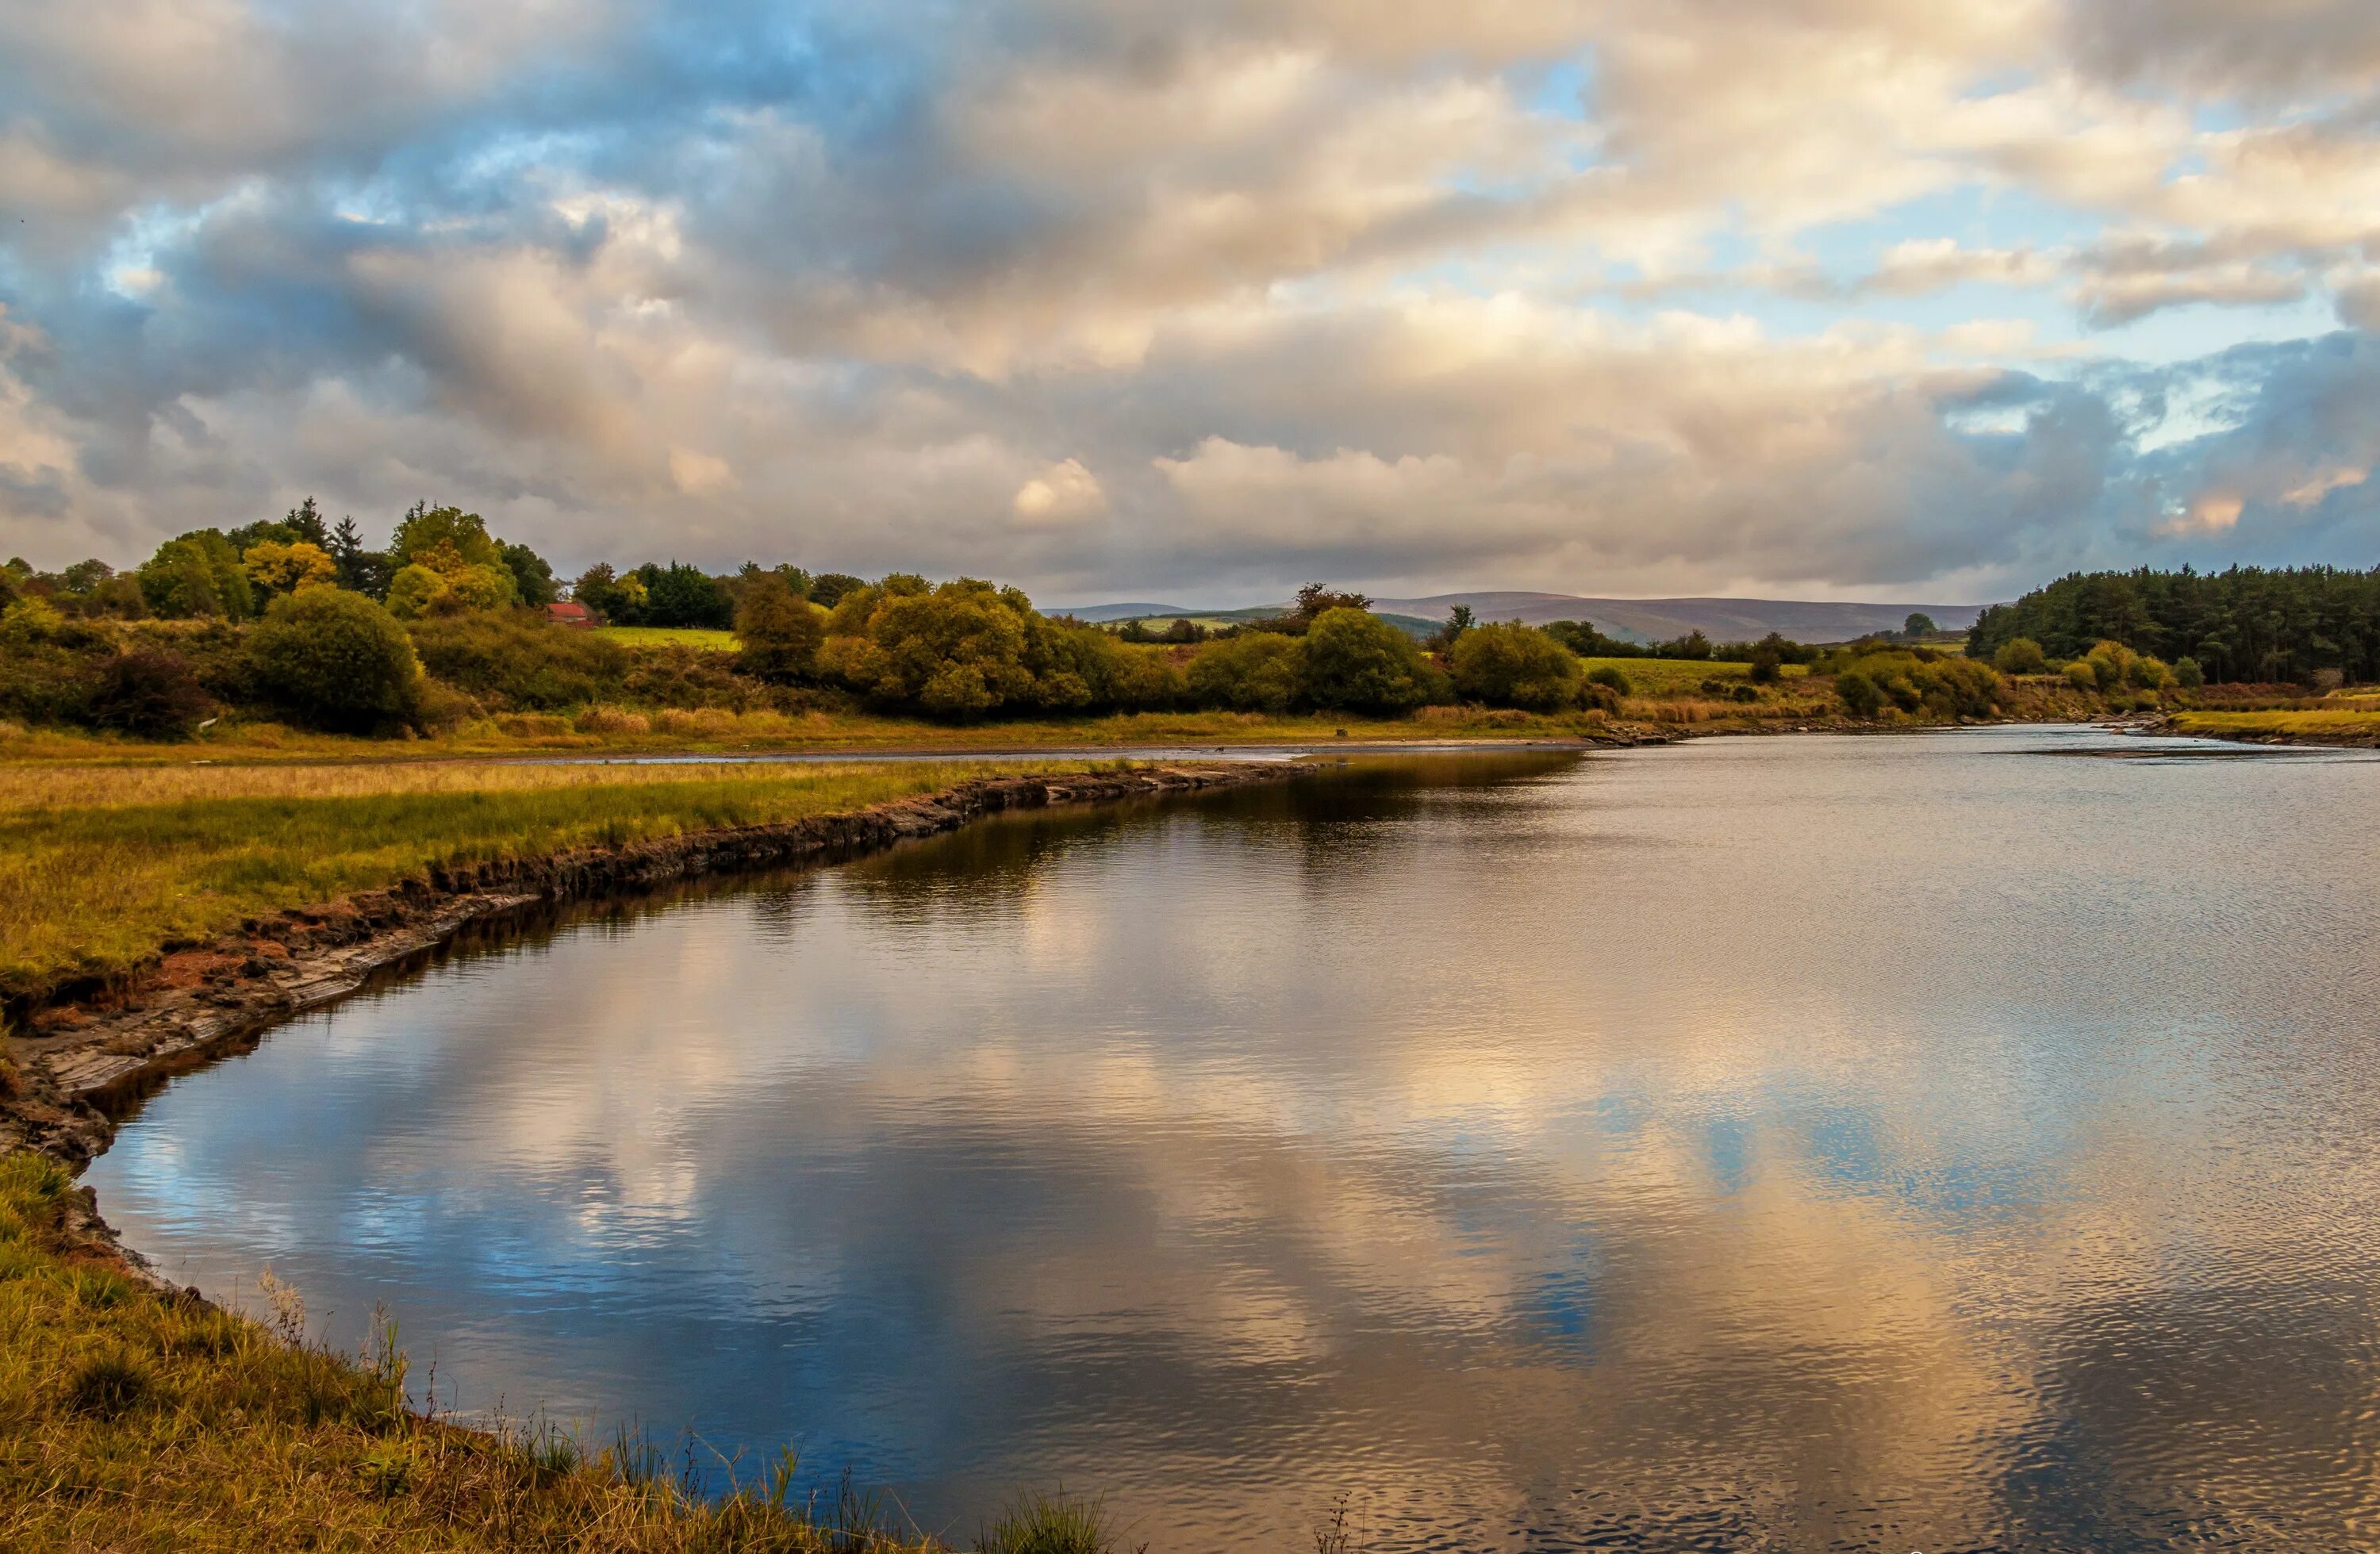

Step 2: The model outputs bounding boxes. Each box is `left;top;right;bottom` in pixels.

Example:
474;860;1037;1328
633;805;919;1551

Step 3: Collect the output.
1836;670;1885;717
2065;659;2099;692
1749;647;1783;684
735;574;826;683
409;610;627;709
1299;607;1440;714
2174;655;2205;689
1449;622;1583;711
84;650;212;740
2084;639;2134;691
1586;665;1632;696
2127;654;2172;690
574;705;651;735
1185;632;1303;712
1993;637;2048;674
248;589;421;732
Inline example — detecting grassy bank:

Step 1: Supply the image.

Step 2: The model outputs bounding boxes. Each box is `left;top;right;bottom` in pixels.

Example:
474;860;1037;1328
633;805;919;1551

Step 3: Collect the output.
0;1149;979;1551
0;704;1620;766
0;758;1124;1009
2167;707;2380;745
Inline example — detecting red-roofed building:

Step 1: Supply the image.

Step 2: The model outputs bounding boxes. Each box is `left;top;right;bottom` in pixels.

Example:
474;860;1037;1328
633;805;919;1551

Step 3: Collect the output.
547;600;598;628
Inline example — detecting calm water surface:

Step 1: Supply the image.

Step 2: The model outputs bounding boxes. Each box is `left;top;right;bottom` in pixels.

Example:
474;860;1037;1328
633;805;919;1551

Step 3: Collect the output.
89;728;2380;1550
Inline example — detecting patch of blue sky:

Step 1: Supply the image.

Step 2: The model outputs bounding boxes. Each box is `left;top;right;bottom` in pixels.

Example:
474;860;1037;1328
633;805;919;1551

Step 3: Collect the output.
1801;186;2094;287
1518;54;1596;122
2082;294;2344;368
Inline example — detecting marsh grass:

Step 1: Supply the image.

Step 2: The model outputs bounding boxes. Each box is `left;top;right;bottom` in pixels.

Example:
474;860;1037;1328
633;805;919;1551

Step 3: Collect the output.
2171;708;2380;742
0;1150;955;1552
0;758;1092;1005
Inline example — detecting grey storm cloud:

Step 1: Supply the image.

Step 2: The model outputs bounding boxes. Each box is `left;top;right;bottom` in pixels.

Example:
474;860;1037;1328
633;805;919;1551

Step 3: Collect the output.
2;0;2379;600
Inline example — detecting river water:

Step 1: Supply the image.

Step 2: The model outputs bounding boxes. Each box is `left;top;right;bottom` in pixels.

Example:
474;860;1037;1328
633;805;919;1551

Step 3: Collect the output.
87;728;2380;1550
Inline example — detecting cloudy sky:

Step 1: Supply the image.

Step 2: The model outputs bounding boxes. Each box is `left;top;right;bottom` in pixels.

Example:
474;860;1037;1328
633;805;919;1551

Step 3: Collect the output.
3;0;2379;604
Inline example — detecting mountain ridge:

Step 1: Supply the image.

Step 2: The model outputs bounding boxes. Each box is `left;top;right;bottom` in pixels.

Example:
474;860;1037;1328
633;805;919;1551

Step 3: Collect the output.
1055;593;1990;643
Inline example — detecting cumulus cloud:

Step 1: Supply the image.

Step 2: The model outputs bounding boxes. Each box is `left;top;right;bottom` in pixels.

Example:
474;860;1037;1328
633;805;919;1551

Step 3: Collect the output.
2;0;2378;599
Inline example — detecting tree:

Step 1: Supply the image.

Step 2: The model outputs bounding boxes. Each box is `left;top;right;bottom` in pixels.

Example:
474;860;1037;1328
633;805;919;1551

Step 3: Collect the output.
137;531;255;620
1449;622;1582;711
2173;655;2205;689
808;572;865;608
328;516;391;598
282;497;331;549
384;564;451;620
735;573;826;683
242;539;337;596
1836;670;1885;717
640;562;735;628
1185;631;1303;712
1992;637;2048;674
1299;607;1439;713
248;589;420;731
1254;581;1376;636
499;541;559;608
1748;645;1783;684
391;503;505;570
1428;603;1476;654
1904;612;1938;639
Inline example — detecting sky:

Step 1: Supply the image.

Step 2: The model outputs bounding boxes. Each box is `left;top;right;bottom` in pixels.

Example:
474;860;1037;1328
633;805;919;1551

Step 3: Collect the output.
2;0;2379;605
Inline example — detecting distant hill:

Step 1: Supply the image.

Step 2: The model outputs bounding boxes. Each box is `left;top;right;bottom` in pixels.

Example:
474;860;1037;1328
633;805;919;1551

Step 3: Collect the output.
1057;593;1988;644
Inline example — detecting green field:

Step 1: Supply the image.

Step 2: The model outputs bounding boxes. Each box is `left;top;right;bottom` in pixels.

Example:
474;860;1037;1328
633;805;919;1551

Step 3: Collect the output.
592;625;738;650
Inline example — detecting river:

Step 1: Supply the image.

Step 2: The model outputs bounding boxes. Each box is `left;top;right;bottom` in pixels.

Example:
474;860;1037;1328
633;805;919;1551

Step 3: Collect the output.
87;727;2380;1550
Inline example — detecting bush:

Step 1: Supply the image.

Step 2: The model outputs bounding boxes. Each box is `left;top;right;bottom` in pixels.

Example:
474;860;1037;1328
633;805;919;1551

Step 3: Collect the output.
2174;655;2205;689
84;650;212;740
1185;632;1303;712
1299;607;1441;714
1993;637;2048;674
1449;622;1583;711
2127;654;2172;690
409;610;628;709
1586;665;1632;696
735;574;826;683
1836;670;1885;717
248;589;421;732
2065;659;2099;692
1748;648;1783;684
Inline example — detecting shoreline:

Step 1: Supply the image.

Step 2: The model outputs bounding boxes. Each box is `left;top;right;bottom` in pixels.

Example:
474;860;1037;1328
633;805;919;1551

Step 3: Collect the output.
5;762;1308;1264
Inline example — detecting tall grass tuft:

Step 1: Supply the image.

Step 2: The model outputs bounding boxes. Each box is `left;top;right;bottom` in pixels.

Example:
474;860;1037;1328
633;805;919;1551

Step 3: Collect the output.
976;1489;1119;1554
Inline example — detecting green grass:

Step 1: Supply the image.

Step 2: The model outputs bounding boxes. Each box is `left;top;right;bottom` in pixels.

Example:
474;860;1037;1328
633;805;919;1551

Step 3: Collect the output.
593;626;739;650
0;758;1120;1006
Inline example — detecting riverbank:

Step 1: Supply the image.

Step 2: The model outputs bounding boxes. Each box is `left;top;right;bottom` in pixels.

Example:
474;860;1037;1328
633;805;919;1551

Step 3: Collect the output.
2162;706;2380;747
1;758;1310;1552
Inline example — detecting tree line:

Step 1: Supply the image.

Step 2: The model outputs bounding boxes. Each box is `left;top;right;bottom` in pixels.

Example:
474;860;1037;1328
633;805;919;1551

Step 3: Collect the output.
1965;566;2380;685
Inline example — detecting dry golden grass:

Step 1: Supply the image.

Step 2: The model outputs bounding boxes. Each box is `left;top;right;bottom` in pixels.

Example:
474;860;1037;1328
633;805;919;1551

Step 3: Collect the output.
2170;708;2380;743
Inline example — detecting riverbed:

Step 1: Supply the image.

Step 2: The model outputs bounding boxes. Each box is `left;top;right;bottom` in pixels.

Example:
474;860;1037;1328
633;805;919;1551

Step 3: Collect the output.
87;728;2380;1550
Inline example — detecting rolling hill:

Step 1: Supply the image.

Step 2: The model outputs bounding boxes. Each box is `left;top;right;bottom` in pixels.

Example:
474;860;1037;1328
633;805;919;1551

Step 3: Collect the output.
1055;593;1988;644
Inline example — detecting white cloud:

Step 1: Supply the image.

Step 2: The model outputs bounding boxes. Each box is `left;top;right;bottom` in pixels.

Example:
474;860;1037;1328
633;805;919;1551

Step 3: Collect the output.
1012;458;1107;527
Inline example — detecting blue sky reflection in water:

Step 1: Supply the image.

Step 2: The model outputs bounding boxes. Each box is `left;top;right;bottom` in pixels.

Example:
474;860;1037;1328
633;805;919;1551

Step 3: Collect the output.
88;729;2380;1551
